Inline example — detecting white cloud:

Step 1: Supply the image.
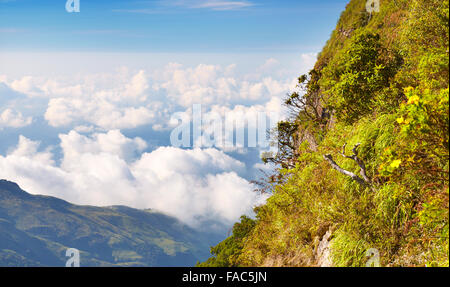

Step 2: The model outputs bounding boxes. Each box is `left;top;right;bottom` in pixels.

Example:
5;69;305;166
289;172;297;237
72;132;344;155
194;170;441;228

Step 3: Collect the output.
259;58;280;72
0;131;265;229
9;76;42;96
0;55;320;231
157;62;294;108
1;63;295;131
59;130;147;163
0;109;32;129
123;70;149;101
44;94;159;129
8;135;54;166
300;53;318;72
73;125;97;133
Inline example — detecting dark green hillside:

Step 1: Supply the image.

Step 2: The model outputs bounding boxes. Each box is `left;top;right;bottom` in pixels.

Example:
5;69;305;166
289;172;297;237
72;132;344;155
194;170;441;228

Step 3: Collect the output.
0;179;221;266
199;0;449;267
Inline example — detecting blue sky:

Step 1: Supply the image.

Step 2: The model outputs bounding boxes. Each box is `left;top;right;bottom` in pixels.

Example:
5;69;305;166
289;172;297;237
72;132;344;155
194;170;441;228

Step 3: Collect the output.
0;0;348;52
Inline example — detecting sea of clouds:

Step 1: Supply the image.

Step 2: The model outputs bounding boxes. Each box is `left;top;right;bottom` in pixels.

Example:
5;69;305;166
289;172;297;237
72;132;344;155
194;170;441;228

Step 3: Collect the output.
0;53;316;231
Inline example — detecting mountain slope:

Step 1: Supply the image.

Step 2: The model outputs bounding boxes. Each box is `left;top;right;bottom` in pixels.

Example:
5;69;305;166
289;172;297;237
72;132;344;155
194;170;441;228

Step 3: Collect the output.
0;179;221;266
198;0;449;267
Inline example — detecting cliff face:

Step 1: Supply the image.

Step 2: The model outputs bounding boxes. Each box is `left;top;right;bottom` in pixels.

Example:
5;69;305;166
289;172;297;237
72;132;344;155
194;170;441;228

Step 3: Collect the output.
199;0;449;267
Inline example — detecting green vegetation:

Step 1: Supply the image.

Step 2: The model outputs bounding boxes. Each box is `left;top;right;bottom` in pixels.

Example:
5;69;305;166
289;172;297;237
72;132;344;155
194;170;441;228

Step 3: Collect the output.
196;216;256;267
199;0;449;267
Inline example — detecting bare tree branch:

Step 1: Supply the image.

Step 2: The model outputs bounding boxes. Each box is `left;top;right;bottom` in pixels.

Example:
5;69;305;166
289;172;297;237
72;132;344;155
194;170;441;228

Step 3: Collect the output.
324;143;371;187
323;154;367;186
341;143;371;184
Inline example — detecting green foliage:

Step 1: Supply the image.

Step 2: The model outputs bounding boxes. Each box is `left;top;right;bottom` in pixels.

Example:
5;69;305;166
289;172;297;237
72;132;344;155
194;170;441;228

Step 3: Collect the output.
322;31;401;123
262;121;299;169
330;229;369;267
402;0;449;53
381;87;449;177
199;0;449;267
196;216;256;267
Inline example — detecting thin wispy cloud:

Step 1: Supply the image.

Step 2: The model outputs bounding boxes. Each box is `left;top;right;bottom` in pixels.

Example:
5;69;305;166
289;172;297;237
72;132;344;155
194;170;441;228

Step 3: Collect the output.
112;8;169;15
0;28;26;33
72;29;124;35
189;1;254;10
71;29;148;38
113;0;255;14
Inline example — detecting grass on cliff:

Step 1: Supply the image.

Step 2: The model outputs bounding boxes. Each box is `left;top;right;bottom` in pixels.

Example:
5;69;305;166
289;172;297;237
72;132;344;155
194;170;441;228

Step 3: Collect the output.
198;0;449;267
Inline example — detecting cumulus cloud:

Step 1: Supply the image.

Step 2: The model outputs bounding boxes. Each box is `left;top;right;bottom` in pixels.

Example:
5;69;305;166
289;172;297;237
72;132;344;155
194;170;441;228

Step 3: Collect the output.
8;135;54;165
59;130;147;163
157;63;293;107
1;60;300;132
259;58;280;72
45;98;159;129
0;55;319;232
9;76;40;95
0;108;32;129
0;131;265;229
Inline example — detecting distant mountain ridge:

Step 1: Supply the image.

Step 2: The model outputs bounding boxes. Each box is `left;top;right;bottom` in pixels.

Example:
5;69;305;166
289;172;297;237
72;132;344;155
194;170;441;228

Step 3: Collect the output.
0;179;220;266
